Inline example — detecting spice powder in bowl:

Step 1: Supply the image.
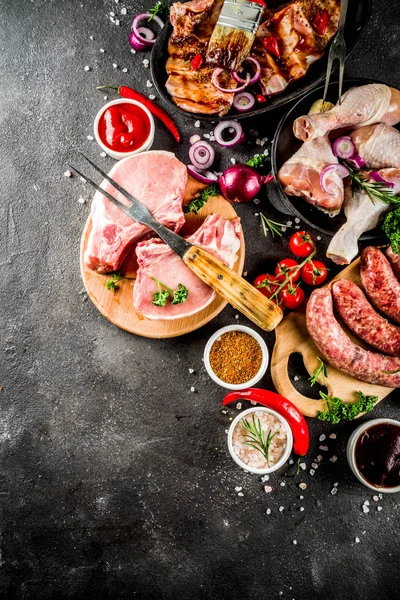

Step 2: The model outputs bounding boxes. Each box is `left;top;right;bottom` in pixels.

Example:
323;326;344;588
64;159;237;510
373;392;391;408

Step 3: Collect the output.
209;330;263;385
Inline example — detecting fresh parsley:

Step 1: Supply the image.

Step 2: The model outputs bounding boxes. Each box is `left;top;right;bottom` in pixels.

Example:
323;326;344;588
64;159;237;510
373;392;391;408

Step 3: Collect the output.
309;357;328;386
106;272;123;291
148;1;170;22
317;391;378;424
241;414;277;466
382;206;400;254
150;276;189;306
347;163;400;206
184;183;219;214
246;154;266;169
259;213;286;238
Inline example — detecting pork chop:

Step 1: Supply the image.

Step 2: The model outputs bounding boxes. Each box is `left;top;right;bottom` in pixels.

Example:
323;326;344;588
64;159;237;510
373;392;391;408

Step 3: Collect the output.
133;214;241;320
84;151;187;273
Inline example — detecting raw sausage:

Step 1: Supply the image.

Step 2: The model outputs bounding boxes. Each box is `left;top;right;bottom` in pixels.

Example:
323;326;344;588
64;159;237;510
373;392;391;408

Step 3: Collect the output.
306;288;400;388
360;247;400;324
332;279;400;357
386;246;400;281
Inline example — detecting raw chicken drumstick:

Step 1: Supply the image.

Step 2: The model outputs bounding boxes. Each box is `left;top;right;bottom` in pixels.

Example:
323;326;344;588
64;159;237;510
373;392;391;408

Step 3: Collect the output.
294;84;400;141
350;123;400;169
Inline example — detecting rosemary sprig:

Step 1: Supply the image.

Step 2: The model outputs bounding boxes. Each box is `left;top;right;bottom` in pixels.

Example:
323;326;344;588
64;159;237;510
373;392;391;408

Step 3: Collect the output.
309;357;328;386
347;164;400;206
241;414;277;466
259;213;286;238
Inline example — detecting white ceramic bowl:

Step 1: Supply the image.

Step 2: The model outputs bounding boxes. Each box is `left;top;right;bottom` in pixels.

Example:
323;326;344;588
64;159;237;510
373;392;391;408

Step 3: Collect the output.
347;418;400;494
228;407;293;475
93;98;155;159
203;325;269;391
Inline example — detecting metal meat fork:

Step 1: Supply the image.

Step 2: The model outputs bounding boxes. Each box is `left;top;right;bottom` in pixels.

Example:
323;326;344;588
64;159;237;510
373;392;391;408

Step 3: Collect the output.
323;0;349;105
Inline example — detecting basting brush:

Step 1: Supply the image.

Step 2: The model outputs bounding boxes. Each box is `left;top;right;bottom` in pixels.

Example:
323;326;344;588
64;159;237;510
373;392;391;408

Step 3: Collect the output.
206;0;266;72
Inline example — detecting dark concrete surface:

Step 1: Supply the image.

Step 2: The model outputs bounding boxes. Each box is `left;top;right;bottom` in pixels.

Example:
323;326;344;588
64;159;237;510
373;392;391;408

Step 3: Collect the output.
1;1;399;598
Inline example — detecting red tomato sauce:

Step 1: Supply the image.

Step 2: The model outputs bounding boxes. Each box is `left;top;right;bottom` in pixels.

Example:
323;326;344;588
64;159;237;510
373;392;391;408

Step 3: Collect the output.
98;102;151;152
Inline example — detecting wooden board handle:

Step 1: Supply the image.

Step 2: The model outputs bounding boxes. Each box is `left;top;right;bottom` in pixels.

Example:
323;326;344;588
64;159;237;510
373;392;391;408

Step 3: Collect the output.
183;245;283;331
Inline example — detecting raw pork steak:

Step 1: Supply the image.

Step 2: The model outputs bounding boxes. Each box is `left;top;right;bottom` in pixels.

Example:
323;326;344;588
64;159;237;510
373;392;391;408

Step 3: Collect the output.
133;214;241;320
84;151;187;273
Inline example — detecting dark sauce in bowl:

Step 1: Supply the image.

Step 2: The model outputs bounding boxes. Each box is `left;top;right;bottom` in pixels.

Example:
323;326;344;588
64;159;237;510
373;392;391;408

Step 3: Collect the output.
355;423;400;488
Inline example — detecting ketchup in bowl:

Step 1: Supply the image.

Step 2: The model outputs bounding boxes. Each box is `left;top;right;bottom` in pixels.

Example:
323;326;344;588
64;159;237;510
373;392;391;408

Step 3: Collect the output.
98;102;151;153
355;422;400;488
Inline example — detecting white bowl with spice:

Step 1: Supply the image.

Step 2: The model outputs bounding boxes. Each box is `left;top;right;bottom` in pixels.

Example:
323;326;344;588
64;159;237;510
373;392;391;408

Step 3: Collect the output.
203;325;269;390
228;407;293;475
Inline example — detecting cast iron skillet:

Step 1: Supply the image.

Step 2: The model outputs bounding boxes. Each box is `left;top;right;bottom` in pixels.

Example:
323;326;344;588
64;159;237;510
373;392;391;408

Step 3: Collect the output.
150;0;372;121
268;77;387;238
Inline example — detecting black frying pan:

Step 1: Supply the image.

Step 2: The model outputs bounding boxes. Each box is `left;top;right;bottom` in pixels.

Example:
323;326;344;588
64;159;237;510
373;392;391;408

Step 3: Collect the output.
150;0;372;121
268;77;388;238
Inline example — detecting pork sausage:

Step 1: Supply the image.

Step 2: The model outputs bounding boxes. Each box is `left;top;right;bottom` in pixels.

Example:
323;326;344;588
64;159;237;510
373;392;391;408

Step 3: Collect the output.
360;246;400;324
332;279;400;356
386;246;400;281
306;288;400;388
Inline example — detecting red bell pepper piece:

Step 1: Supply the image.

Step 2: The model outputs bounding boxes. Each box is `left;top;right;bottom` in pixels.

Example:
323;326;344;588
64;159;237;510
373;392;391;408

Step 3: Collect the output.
313;10;329;35
223;388;309;456
191;53;204;71
262;35;281;59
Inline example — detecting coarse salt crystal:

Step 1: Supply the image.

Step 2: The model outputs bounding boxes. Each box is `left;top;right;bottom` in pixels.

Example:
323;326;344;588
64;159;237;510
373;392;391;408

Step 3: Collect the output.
286;221;292;227
319;445;328;451
225;429;229;434
316;455;323;462
373;495;379;502
330;487;337;495
122;68;128;73
80;176;87;183
195;120;201;128
87;135;94;141
121;7;127;15
110;16;115;23
103;95;108;100
115;19;120;26
299;495;304;500
280;481;286;487
235;314;240;320
310;469;315;476
90;35;94;40
377;506;383;511
355;537;360;543
143;59;150;67
279;506;284;512
230;158;236;164
363;500;369;506
311;463;318;469
190;387;195;392
263;149;269;156
266;508;271;515
319;434;326;442
294;217;300;223
131;48;136;54
100;48;105;53
329;456;337;463
362;505;369;513
84;66;91;71
236;402;242;410
64;170;72;177
334;482;339;487
289;459;294;465
299;483;307;490
250;400;257;405
329;433;337;439
293;540;297;545
379;493;383;499
149;95;156;100
317;236;321;241
300;463;306;470
300;507;304;512
253;198;260;205
189;368;195;374
264;485;273;493
100;152;106;157
146;80;153;87
238;492;244;497
261;474;269;482
112;63;118;69
235;486;242;492
294;375;299;381
110;11;115;16
78;197;86;204
221;409;228;414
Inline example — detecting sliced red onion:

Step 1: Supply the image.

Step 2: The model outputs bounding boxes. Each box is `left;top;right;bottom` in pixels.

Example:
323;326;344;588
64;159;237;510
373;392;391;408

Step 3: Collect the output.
189;140;215;170
211;68;249;94
320;164;350;195
370;171;395;187
187;165;218;184
129;31;150;51
232;57;261;86
131;12;164;47
346;154;366;169
332;136;355;159
137;27;156;41
214;120;244;147
190;134;201;145
233;92;255;112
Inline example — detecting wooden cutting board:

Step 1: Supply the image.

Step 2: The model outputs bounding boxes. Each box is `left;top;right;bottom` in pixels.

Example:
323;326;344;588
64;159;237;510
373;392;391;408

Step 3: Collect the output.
270;258;394;417
80;175;245;338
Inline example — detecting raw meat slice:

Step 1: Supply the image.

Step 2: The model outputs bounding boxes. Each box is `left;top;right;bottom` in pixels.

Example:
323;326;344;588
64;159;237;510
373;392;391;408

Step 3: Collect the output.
133;214;241;320
84;151;187;273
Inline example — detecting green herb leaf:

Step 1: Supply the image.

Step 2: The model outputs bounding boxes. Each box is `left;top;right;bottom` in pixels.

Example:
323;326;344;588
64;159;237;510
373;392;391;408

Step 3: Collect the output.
259;213;286;238
152;289;170;306
184;183;219;214
317;391;378;424
295;457;301;476
382;206;400;254
106;272;123;290
346;163;400;206
148;1;170;22
309;357;328;386
246;154;266;169
241;414;277;466
172;283;189;305
384;368;400;375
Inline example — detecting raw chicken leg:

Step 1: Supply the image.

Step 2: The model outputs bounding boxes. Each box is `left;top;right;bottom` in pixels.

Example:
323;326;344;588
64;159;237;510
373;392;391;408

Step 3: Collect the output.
294;84;400;141
350;123;400;169
278;136;344;215
326;168;400;264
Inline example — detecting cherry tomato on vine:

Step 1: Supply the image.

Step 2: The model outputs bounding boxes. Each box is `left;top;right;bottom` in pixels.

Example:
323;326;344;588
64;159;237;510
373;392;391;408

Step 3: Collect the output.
289;231;315;258
278;285;305;310
300;260;328;286
275;258;300;283
253;274;279;301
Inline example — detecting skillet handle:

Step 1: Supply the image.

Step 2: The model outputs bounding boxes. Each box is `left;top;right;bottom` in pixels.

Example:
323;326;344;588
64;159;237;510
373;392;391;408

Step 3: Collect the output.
183;245;283;332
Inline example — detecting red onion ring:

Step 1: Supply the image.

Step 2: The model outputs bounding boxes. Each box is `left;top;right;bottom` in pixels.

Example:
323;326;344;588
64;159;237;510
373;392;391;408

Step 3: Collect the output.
232;57;261;86
370;171;395;187
131;12;164;46
129;31;150;51
187;165;218;184
211;68;249;94
189;140;215;170
332;136;355;159
233;92;255;113
320;164;349;195
214;120;244;147
346;155;366;169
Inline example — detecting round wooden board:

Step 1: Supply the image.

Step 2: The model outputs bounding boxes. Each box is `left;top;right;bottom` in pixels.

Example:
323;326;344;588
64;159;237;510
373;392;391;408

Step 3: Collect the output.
80;177;245;338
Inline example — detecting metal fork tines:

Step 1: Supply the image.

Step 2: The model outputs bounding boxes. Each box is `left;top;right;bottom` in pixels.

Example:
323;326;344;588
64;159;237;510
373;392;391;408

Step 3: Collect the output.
323;0;349;105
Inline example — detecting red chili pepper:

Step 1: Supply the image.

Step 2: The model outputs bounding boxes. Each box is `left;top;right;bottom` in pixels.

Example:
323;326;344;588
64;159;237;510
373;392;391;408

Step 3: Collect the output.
97;85;181;143
191;53;204;71
256;93;267;103
223;388;309;456
262;35;281;59
313;10;329;35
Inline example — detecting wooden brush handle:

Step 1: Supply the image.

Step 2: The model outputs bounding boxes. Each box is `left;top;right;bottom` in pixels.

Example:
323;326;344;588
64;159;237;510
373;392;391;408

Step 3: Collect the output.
183;245;283;331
